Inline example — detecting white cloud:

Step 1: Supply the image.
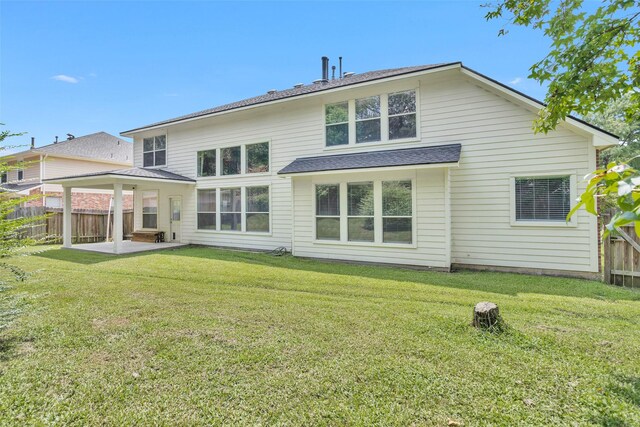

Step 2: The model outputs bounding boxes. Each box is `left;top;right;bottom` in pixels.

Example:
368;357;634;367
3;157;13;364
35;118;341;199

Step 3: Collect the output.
509;77;523;85
51;74;79;84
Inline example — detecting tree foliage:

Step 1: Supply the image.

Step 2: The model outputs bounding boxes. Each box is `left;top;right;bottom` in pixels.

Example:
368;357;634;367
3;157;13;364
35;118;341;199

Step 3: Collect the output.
0;126;48;280
485;0;640;134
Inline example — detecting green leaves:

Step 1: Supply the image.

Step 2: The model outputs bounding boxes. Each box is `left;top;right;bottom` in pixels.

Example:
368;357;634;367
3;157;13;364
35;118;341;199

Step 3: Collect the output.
485;0;640;134
567;159;640;236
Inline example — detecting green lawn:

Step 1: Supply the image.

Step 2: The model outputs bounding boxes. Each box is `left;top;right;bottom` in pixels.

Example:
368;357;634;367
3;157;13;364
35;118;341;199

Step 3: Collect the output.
1;246;640;426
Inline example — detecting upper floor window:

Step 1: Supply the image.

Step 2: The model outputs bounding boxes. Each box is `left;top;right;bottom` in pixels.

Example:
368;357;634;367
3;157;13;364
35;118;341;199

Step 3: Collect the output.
196;142;270;178
325;102;349;147
197;150;216;177
17;168;24;181
222;146;241;175
356;96;381;144
388;91;417;140
246;142;269;173
325;89;417;147
143;135;166;167
514;176;570;222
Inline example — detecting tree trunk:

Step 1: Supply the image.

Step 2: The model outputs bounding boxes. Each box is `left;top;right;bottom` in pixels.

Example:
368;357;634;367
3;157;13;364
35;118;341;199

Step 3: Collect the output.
472;302;504;332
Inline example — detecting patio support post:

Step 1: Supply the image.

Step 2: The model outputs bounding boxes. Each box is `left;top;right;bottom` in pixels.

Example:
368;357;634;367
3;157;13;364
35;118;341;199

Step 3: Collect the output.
113;183;123;254
62;186;73;248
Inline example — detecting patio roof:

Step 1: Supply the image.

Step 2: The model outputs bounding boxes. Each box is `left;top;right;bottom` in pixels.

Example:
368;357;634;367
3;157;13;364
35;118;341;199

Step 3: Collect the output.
44;167;195;189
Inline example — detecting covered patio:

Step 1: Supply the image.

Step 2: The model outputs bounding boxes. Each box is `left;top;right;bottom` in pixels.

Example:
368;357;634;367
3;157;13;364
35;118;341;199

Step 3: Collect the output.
44;167;195;254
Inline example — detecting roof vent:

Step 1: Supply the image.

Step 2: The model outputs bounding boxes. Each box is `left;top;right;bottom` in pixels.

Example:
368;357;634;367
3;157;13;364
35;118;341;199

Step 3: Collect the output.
293;83;304;88
66;133;75;140
343;72;355;78
312;79;325;84
267;89;277;94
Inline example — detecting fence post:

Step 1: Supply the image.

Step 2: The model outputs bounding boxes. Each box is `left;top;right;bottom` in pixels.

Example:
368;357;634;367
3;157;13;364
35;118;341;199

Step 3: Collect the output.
602;212;612;284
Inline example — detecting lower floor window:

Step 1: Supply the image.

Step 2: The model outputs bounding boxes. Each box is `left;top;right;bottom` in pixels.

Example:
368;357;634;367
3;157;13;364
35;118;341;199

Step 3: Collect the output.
515;176;570;221
382;181;413;243
197;189;216;229
220;188;242;231
142;191;158;229
198;185;270;233
315;179;414;244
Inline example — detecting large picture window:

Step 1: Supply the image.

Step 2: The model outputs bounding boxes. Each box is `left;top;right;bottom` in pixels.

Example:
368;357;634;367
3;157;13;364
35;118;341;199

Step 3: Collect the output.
382;181;413;243
325;90;417;147
222;146;241;175
246;186;269;232
246;142;269;173
315;184;340;240
197;150;216;177
142;191;158;229
515;176;571;221
143;135;166;167
314;179;414;245
325;102;349;147
347;182;374;242
197;189;216;229
220;188;242;231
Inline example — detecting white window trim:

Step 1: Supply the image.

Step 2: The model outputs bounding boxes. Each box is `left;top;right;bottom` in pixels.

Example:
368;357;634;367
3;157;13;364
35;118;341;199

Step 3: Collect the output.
219;186;242;232
509;172;578;228
141;189;159;231
323;88;421;150
194;185;272;236
312;177;417;248
196;149;217;178
195;140;272;180
142;135;167;168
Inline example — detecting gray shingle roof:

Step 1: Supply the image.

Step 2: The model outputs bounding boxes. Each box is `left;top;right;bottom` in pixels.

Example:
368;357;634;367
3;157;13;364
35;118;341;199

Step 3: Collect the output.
44;167;195;183
122;63;458;134
0;182;42;193
13;132;132;164
278;144;462;175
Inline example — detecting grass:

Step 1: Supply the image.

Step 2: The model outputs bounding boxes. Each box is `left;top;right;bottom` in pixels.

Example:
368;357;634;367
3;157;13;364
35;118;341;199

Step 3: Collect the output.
1;245;640;426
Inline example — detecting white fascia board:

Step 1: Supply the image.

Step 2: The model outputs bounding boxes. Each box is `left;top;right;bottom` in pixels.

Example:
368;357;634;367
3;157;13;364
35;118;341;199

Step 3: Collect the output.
121;64;462;137
278;162;459;178
459;67;619;147
45;174;195;186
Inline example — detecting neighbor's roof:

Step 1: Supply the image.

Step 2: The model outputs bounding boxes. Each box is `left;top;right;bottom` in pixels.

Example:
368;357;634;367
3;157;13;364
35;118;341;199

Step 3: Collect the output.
278;144;462;175
121;63;458;134
0;182;42;193
10;132;133;164
121;62;619;141
43;167;195;183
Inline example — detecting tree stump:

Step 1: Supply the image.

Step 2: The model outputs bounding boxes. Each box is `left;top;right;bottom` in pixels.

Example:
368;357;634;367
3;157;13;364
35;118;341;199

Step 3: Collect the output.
472;302;504;332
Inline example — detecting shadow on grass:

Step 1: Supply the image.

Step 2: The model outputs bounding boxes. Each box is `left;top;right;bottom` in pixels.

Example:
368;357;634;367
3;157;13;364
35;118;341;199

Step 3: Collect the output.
33;245;640;301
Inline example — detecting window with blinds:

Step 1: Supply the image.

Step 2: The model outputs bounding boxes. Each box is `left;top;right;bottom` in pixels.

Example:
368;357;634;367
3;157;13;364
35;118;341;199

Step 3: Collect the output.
515;176;570;221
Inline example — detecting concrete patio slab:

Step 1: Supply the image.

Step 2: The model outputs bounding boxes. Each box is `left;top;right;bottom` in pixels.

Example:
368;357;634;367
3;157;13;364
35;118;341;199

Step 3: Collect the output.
67;240;187;254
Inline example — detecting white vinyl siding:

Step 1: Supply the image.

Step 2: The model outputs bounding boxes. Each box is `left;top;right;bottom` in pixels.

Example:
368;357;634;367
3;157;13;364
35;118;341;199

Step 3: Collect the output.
129;69;598;273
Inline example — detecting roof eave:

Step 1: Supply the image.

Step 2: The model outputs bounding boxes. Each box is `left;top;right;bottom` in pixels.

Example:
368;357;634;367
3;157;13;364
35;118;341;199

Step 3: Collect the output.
278;161;460;177
120;62;463;137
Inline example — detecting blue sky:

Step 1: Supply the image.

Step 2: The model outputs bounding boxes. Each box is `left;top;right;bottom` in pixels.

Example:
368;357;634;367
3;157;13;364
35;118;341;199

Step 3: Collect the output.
1;0;551;150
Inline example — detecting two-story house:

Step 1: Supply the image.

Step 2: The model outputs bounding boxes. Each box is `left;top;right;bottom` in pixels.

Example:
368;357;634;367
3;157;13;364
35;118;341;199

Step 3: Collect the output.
47;61;618;277
2;132;133;210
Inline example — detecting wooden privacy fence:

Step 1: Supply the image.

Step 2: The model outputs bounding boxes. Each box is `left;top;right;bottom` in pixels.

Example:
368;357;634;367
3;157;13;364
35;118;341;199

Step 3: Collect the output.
8;207;133;243
602;213;640;289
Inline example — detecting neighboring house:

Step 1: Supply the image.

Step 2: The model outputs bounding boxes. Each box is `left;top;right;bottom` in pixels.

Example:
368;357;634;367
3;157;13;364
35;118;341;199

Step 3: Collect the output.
47;61;618;277
1;132;133;210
